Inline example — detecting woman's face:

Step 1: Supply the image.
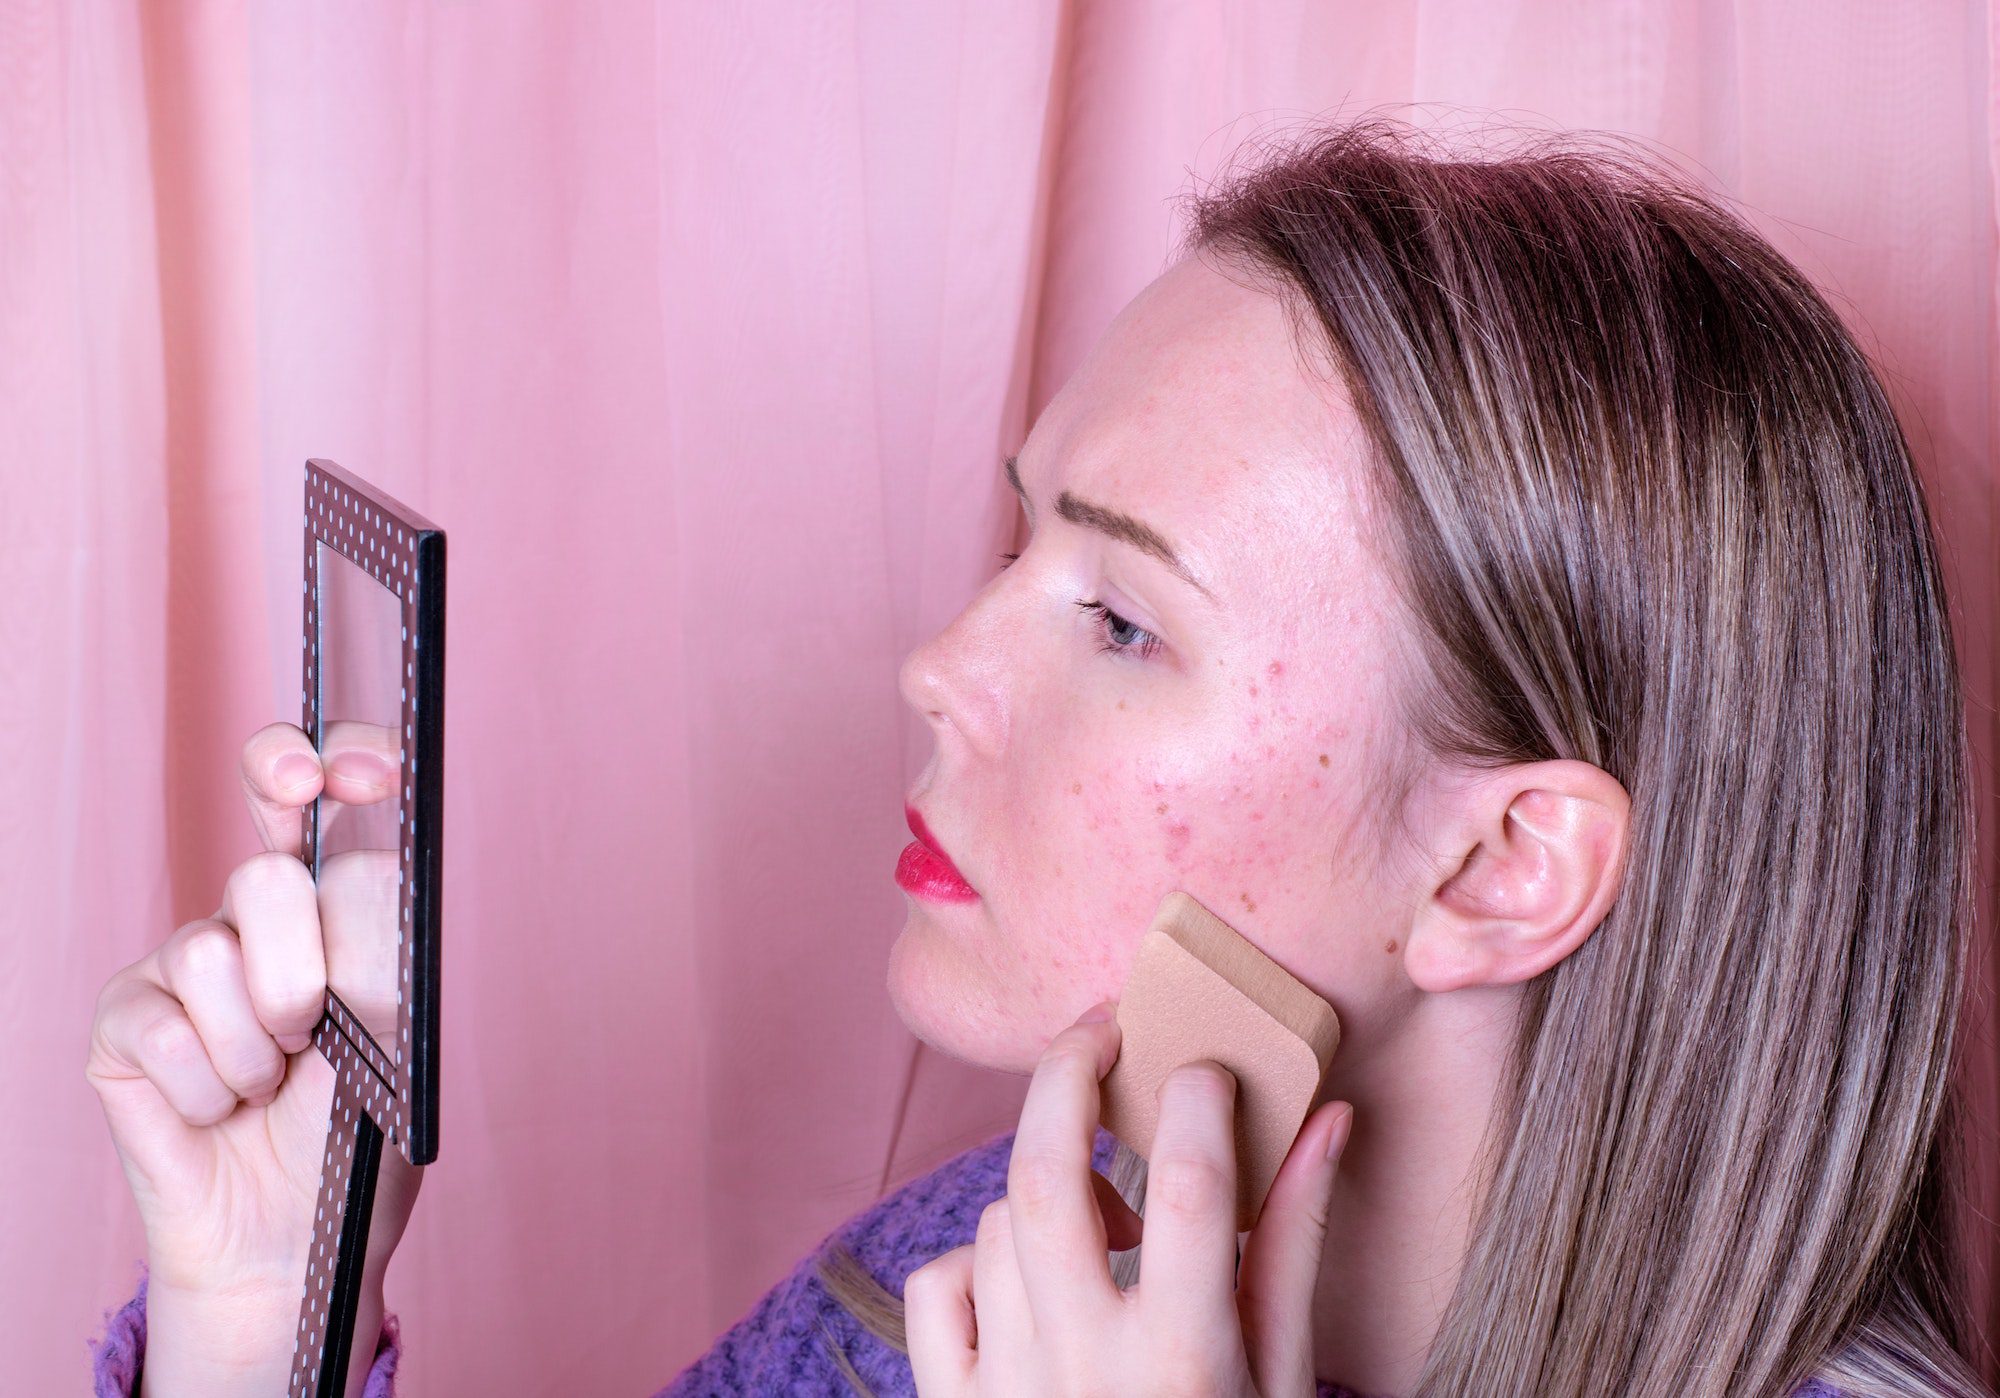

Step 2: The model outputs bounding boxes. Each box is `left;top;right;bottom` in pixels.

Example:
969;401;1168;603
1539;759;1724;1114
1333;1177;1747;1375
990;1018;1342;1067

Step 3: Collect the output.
891;253;1427;1076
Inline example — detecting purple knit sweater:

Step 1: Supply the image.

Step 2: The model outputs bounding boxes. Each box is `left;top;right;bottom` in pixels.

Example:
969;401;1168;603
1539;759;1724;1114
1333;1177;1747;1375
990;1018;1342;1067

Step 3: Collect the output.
89;1124;1846;1396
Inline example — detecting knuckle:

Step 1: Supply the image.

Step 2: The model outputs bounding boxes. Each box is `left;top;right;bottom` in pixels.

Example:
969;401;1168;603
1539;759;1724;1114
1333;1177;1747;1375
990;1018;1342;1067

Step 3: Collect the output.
976;1198;1011;1242
227;1046;285;1097
256;976;325;1032
1034;1036;1098;1086
1162;1060;1235;1103
173;921;241;982
90;967;135;1027
1008;1149;1068;1215
231;848;306;900
1147;1151;1232;1221
1146;1327;1230;1390
136;1010;202;1071
903;1254;953;1298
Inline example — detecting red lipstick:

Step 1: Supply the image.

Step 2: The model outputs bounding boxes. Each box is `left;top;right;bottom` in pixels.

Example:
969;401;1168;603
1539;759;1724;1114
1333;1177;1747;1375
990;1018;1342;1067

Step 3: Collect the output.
898;803;979;903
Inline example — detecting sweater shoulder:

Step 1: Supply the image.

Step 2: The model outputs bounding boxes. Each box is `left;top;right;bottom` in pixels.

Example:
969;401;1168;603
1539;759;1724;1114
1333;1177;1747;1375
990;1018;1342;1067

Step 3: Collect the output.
653;1125;1119;1398
832;1123;1120;1282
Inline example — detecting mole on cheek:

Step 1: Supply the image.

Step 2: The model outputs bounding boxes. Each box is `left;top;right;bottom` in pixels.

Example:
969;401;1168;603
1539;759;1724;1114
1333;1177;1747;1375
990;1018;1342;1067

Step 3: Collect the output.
1385;938;1399;954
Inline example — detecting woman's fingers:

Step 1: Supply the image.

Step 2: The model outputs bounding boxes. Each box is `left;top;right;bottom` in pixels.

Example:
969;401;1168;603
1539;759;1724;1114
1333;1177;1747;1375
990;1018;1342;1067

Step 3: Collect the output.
319;717;402;807
1134;1061;1243;1339
1006;1006;1123;1330
95;964;243;1129
904;1244;976;1394
239;719;401;861
318;847;403;1042
215;850;327;1054
1236;1101;1352;1389
1091;1166;1145;1255
240;722;323;858
971;1196;1033;1359
156;919;289;1109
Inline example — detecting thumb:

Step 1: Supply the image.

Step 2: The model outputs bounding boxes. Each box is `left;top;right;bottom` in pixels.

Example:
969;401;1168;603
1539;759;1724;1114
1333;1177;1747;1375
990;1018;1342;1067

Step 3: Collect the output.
1236;1101;1353;1391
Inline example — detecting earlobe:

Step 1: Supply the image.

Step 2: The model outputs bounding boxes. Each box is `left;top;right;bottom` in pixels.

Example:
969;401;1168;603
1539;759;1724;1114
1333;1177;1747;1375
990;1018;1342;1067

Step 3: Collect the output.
1402;760;1630;994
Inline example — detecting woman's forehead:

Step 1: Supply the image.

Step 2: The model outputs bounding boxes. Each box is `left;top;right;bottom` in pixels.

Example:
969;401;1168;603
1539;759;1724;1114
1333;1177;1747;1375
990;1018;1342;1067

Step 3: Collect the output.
1047;261;1350;480
1025;261;1370;604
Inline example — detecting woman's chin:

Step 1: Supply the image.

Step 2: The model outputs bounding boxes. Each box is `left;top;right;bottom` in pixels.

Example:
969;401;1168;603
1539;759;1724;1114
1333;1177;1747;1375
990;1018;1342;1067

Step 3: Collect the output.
886;921;1035;1072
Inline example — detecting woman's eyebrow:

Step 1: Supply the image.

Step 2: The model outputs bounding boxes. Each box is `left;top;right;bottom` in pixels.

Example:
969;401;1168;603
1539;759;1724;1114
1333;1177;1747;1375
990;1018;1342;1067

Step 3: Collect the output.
1005;454;1216;603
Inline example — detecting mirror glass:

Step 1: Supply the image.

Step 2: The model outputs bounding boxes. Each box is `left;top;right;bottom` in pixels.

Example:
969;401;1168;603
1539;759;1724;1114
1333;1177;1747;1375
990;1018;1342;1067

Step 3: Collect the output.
315;541;407;1064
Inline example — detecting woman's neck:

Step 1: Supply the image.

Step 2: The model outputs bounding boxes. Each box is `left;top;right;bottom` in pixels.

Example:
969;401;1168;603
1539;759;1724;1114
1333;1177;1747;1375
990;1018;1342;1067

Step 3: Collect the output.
1309;987;1517;1395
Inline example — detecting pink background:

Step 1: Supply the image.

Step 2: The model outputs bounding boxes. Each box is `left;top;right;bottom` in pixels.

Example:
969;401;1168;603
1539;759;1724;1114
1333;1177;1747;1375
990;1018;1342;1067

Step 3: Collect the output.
7;2;1998;1391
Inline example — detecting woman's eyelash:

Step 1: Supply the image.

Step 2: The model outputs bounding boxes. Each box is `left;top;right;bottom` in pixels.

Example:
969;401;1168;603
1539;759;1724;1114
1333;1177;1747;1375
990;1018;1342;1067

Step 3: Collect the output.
1075;599;1163;660
994;551;1164;661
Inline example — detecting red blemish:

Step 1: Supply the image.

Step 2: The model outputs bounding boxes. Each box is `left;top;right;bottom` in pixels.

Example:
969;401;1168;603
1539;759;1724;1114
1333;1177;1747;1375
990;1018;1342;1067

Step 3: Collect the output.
1248;714;1263;734
1309;777;1321;789
1249;683;1259;697
1267;660;1283;677
1318;753;1330;767
1155;802;1168;815
1071;781;1082;795
1249;810;1264;822
1384;938;1399;954
1240;892;1257;912
1164;821;1192;862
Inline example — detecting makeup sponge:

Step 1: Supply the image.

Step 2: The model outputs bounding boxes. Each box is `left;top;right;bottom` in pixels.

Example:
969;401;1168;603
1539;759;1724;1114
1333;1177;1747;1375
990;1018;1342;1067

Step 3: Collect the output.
1097;890;1342;1233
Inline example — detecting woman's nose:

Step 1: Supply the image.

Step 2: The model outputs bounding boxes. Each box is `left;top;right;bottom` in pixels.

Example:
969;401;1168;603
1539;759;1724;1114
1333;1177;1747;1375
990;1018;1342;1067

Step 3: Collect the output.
897;601;1011;761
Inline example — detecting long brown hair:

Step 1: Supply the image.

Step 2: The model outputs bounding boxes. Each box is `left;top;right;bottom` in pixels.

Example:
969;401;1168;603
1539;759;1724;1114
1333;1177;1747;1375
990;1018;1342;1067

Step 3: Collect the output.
813;116;1995;1397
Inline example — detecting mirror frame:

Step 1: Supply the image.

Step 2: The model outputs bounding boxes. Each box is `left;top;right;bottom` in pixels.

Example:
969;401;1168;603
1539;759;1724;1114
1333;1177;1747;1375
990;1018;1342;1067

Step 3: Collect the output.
301;457;445;1165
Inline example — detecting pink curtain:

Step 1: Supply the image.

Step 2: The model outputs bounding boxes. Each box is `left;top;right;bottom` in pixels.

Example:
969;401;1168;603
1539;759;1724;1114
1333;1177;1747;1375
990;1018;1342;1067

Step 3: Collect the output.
8;2;1995;1391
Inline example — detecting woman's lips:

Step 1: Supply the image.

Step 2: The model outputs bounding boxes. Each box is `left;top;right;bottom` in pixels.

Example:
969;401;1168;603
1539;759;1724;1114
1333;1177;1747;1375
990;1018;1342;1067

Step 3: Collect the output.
899;804;979;903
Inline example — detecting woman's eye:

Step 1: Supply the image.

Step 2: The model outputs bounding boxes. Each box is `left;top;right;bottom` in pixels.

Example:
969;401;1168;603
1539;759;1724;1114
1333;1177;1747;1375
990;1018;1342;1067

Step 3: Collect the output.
994;553;1162;661
1074;599;1163;661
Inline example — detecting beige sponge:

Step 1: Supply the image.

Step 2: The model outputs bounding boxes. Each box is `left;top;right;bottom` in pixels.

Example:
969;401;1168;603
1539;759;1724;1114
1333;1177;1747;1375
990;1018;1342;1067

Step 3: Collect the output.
1098;890;1342;1233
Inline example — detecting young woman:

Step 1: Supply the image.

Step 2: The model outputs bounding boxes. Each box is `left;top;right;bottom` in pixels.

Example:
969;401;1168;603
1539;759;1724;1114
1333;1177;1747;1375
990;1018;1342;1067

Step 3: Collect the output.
88;118;1992;1398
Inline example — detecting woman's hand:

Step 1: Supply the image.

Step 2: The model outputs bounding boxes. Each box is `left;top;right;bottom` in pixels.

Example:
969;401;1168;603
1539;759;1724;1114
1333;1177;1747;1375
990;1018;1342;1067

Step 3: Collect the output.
905;1000;1354;1397
84;721;424;1392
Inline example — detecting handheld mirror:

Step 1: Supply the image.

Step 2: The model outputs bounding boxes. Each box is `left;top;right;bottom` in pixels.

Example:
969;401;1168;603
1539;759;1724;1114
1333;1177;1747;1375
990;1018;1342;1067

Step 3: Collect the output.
289;458;445;1396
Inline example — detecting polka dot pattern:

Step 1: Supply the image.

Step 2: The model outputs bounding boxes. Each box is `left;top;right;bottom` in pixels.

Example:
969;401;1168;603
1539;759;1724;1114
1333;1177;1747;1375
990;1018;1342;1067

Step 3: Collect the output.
288;1058;386;1398
293;458;443;1396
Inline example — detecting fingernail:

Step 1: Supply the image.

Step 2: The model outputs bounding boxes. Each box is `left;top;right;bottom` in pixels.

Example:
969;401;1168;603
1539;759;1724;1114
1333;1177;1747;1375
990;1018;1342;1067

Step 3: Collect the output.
276;754;320;792
330;751;389;788
1077;999;1117;1024
277;1031;312;1054
1324;1104;1354;1163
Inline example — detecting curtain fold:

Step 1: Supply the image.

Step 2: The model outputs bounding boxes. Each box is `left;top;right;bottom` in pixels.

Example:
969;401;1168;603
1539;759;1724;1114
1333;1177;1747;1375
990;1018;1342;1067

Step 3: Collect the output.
5;2;1993;1390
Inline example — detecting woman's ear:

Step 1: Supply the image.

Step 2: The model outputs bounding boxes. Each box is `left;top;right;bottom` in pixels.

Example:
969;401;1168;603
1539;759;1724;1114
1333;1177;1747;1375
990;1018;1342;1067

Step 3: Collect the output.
1402;759;1630;993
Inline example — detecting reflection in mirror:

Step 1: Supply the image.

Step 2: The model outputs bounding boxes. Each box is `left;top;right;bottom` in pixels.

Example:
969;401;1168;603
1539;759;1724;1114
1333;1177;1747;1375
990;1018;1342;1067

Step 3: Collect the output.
315;542;406;1065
